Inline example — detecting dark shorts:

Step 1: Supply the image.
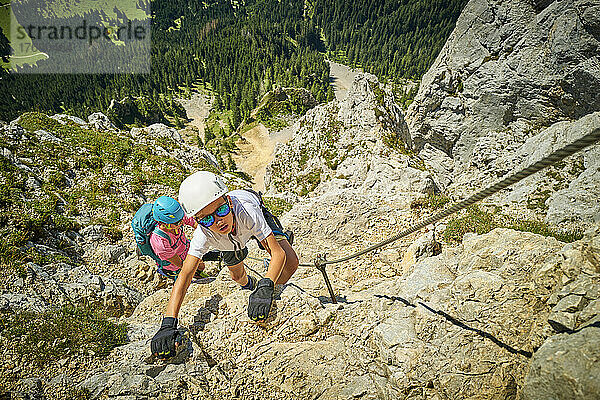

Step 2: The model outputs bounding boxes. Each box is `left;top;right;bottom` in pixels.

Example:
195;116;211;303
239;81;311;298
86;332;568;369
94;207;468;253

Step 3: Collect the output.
221;246;249;267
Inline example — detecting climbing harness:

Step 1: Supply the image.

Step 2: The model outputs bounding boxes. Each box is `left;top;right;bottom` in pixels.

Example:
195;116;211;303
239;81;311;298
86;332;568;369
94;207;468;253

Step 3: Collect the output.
248;128;600;303
228;210;246;264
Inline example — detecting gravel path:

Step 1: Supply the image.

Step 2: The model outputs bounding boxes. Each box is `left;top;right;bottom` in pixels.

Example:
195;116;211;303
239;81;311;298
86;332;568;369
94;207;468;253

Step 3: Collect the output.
177;91;212;140
328;60;360;101
233;123;295;191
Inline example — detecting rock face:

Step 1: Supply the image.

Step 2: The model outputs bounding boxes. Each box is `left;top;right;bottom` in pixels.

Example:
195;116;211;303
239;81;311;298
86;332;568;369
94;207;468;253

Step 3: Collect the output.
405;0;600;226
523;324;600;400
131;123;184;143
446;111;600;226
266;72;425;199
77;224;600;399
407;0;600;160
264;72;436;284
1;262;142;316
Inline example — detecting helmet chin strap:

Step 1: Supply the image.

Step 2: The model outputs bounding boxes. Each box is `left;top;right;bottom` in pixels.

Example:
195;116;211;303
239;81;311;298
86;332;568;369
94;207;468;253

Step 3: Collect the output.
227;201;244;262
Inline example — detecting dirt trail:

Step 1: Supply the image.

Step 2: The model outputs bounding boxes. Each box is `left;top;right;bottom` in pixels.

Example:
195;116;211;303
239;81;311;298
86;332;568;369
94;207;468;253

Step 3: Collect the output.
231;61;357;190
328;60;360;101
233;124;294;192
178;91;212;140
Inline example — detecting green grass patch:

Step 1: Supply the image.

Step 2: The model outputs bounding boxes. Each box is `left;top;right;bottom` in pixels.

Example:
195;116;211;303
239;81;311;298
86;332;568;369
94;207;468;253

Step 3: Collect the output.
263;196;293;217
509;219;583;243
253;87;315;122
411;194;451;210
260;116;289;131
0;305;127;367
443;205;584;244
526;188;552;211
443;206;498;242
298;169;322;196
239;120;259;135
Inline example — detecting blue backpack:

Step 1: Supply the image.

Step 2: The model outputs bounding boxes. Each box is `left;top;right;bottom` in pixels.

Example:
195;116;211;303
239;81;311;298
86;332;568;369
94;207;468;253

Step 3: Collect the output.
131;203;172;267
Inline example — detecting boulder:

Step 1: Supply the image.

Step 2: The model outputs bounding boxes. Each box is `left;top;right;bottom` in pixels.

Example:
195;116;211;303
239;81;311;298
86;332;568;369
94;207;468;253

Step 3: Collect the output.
35;129;63;144
522;325;600;400
50;114;88;126
79;225;105;242
87;112;117;131
146;123;183;142
1;120;25;141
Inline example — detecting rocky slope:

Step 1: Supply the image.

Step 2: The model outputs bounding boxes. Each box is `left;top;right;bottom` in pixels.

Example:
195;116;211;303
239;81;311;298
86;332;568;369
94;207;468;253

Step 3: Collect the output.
2;0;599;398
32;70;597;399
406;0;600;228
0;110;246;397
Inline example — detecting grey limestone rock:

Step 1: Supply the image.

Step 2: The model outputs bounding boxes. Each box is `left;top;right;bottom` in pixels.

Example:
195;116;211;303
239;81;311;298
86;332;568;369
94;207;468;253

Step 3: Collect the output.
34;129;63;144
80;225;106;242
145;123;184;143
129;123;184;144
103;244;128;264
87;112;117;131
25;176;42;190
523;324;600;400
1;119;25;141
0;293;47;313
405;0;600;227
407;0;600;161
418;143;455;191
266;73;431;200
50;113;88;126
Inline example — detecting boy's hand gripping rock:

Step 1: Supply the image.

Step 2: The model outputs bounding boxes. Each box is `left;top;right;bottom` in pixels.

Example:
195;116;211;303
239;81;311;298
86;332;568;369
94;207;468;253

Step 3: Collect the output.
248;278;274;321
151;317;183;359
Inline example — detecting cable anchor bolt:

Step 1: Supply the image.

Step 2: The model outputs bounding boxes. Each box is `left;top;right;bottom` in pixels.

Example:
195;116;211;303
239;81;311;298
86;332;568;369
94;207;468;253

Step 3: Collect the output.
314;254;336;304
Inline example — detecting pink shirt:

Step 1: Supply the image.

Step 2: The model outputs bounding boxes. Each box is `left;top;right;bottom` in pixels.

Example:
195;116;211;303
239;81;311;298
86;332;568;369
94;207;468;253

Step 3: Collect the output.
150;216;195;271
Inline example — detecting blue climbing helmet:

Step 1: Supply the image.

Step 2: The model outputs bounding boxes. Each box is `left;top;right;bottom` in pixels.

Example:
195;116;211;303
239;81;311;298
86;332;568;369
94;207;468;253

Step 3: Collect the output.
152;196;184;224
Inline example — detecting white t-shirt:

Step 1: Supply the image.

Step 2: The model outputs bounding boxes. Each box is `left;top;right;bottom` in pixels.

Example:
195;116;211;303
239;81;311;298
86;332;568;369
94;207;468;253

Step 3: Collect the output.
188;190;272;258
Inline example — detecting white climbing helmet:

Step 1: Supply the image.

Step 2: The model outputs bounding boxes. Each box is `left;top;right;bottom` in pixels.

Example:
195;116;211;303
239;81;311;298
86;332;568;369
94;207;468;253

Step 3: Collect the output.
178;171;228;216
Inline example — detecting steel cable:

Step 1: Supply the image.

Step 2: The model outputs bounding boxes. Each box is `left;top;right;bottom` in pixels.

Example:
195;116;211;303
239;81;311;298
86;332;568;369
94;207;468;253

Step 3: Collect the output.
249;128;600;268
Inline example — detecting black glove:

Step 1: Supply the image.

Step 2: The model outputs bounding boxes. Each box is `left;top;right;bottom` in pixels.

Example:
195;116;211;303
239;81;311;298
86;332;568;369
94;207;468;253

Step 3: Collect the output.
248;278;274;321
151;317;183;359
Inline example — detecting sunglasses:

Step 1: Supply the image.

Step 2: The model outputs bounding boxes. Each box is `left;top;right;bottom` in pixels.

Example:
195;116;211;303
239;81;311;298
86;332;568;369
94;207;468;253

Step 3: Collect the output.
195;201;231;228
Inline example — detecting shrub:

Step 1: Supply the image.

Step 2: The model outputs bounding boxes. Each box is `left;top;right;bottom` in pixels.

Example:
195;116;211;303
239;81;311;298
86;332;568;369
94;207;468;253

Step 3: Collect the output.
411;194;451;210
263;197;293;217
443;205;498;242
443;205;584;244
0;305;127;367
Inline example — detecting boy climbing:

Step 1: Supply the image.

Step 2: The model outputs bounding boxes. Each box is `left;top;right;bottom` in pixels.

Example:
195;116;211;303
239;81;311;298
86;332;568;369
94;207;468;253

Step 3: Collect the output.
151;171;299;359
